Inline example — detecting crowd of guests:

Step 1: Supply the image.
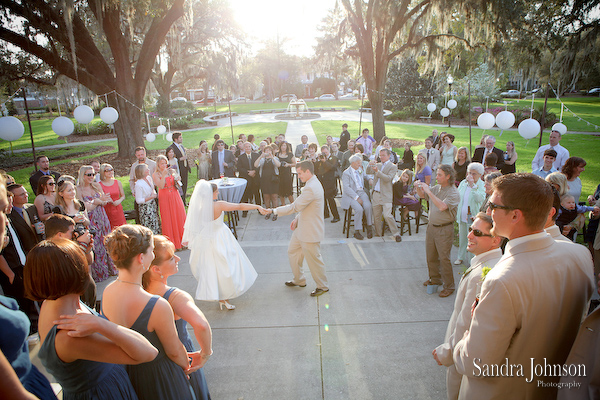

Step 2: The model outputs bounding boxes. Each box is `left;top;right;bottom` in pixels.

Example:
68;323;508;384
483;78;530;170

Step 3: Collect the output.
1;121;599;399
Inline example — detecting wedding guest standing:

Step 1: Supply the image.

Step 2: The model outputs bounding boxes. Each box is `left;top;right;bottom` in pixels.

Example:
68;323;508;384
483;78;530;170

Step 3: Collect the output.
196;140;211;180
439;134;458;166
501;141;518;175
415;153;432;186
398;142;415;170
453;147;471;184
166;147;181;176
34;175;56;221
143;235;212;400
278;141;296;206
99;163;126;229
29;155;61;195
103;225;197;400
454;163;485;266
237;142;260;216
167;132;191;205
24;239;158;400
562;156;587;202
134;164;161;235
153;155;186;251
53;181;89;228
77;166;117;282
255;145;281;216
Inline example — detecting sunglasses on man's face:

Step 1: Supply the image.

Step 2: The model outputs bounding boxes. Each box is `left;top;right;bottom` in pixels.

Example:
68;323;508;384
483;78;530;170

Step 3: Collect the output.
487;201;514;212
468;226;493;237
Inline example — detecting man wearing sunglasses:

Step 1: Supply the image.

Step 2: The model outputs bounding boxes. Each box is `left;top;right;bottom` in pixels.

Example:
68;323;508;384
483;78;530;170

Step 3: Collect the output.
453;173;594;399
433;212;502;400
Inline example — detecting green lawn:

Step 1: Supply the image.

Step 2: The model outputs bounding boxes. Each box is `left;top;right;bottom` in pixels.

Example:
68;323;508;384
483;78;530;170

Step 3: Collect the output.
195;99;362;115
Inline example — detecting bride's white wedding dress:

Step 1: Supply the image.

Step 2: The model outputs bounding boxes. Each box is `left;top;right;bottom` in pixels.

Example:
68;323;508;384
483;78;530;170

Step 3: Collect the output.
183;180;257;301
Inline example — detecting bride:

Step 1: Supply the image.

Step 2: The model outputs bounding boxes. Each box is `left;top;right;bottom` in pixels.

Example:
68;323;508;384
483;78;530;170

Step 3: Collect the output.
183;180;267;310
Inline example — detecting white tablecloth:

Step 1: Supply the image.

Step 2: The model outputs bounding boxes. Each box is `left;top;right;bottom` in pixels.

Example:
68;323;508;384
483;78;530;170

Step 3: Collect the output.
209;178;247;203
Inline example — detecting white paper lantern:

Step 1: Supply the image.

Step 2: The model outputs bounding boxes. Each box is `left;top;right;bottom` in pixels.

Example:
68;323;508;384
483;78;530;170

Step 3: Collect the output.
427;103;437;112
157;125;166;134
552;122;567;135
166;132;173;142
0;116;25;141
477;112;495;130
146;133;156;142
518;118;541;140
73;105;94;124
52;116;75;137
100;107;119;124
440;107;450;117
495;111;516;130
447;99;457;110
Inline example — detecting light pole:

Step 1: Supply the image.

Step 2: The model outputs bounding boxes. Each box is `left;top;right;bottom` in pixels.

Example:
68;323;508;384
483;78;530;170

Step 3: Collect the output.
447;75;454;128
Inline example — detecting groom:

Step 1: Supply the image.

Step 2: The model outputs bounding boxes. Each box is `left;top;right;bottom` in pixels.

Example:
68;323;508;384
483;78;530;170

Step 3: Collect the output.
270;160;329;296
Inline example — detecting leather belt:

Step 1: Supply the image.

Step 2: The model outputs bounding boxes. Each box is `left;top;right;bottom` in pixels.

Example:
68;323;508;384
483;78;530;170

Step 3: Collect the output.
432;221;453;228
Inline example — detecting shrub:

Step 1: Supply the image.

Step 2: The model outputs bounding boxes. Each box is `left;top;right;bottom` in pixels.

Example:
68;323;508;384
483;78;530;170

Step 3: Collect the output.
170;119;189;130
74;120;112;135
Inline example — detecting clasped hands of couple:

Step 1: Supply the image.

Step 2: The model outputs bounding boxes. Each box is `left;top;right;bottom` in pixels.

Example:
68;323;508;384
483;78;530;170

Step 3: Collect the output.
257;207;288;223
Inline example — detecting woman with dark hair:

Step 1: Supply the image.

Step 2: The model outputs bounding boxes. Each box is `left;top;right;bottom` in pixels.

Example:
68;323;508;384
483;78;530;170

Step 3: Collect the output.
562;156;587;202
277;141;296;205
255;145;281;213
103;225;196;400
398;142;415;170
453;147;471;184
354;143;370;162
24;239;158;399
439;134;458;165
34;175;56;221
143;235;211;400
247;134;258;151
183;181;266;310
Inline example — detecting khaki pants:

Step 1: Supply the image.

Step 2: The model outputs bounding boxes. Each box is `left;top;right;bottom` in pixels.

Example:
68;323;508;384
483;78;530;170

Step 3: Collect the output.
372;191;399;237
288;232;328;290
426;223;455;290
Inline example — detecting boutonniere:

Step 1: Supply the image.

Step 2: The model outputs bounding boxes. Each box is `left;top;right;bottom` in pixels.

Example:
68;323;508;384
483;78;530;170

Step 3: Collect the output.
481;266;492;281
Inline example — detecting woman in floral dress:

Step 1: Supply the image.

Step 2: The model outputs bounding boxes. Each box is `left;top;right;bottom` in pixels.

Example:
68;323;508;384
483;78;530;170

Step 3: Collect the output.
196;140;212;180
76;165;117;282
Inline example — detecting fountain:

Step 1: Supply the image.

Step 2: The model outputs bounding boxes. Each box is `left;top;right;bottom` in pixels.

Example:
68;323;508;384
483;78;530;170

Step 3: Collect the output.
275;99;320;120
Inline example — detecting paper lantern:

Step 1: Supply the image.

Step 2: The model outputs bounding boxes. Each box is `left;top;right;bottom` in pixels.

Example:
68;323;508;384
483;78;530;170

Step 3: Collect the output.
477;112;495;130
552;123;567;135
100;107;119;124
427;103;436;112
0;116;25;141
157;125;166;134
495;111;516;130
166;132;173;142
447;99;457;110
52;116;75;137
518;118;540;140
146;133;156;142
440;107;450;117
73;105;94;124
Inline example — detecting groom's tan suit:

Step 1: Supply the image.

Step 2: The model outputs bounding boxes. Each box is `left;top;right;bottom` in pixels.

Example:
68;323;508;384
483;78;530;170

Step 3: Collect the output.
275;175;328;289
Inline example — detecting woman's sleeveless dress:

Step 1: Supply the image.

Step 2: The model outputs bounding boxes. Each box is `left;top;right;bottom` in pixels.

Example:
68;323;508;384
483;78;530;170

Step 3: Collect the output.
163;288;210;400
84;193;117;282
158;176;187;249
100;181;127;229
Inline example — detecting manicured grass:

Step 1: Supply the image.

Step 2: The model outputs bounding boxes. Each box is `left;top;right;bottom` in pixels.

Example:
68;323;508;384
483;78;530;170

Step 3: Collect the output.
195;100;362;115
311;120;599;199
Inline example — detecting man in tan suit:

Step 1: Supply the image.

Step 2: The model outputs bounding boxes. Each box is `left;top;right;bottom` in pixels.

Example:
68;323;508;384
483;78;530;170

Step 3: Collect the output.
271;160;329;297
453;173;595;399
368;148;401;242
433;212;503;400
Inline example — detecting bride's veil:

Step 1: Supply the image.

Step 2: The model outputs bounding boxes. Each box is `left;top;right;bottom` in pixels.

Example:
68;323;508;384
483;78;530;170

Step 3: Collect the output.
183;179;214;242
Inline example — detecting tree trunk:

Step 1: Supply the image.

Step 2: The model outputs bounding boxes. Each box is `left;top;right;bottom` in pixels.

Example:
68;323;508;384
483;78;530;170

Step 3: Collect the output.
369;91;386;143
110;95;144;159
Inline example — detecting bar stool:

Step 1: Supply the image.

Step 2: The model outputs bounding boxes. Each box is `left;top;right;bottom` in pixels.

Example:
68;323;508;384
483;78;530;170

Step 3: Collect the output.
342;208;366;238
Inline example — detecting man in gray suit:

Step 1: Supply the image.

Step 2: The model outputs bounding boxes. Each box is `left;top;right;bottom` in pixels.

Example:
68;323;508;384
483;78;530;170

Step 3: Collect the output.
368;148;401;242
295;135;309;158
342;154;373;240
271;160;329;297
453;173;594;399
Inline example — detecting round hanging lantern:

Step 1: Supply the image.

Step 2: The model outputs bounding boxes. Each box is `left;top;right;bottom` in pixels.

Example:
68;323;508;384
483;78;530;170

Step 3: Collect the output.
427;103;437;112
0;116;25;141
146;133;156;142
447;99;457;110
73;105;94;124
157;125;167;134
440;107;450;117
100;107;119;124
552;122;567;135
52;116;75;137
477;113;495;130
166;132;173;142
495;111;516;130
518;118;541;140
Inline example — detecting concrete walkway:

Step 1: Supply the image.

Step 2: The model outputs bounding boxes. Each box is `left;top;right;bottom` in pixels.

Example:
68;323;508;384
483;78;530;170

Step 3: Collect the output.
173;209;458;399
